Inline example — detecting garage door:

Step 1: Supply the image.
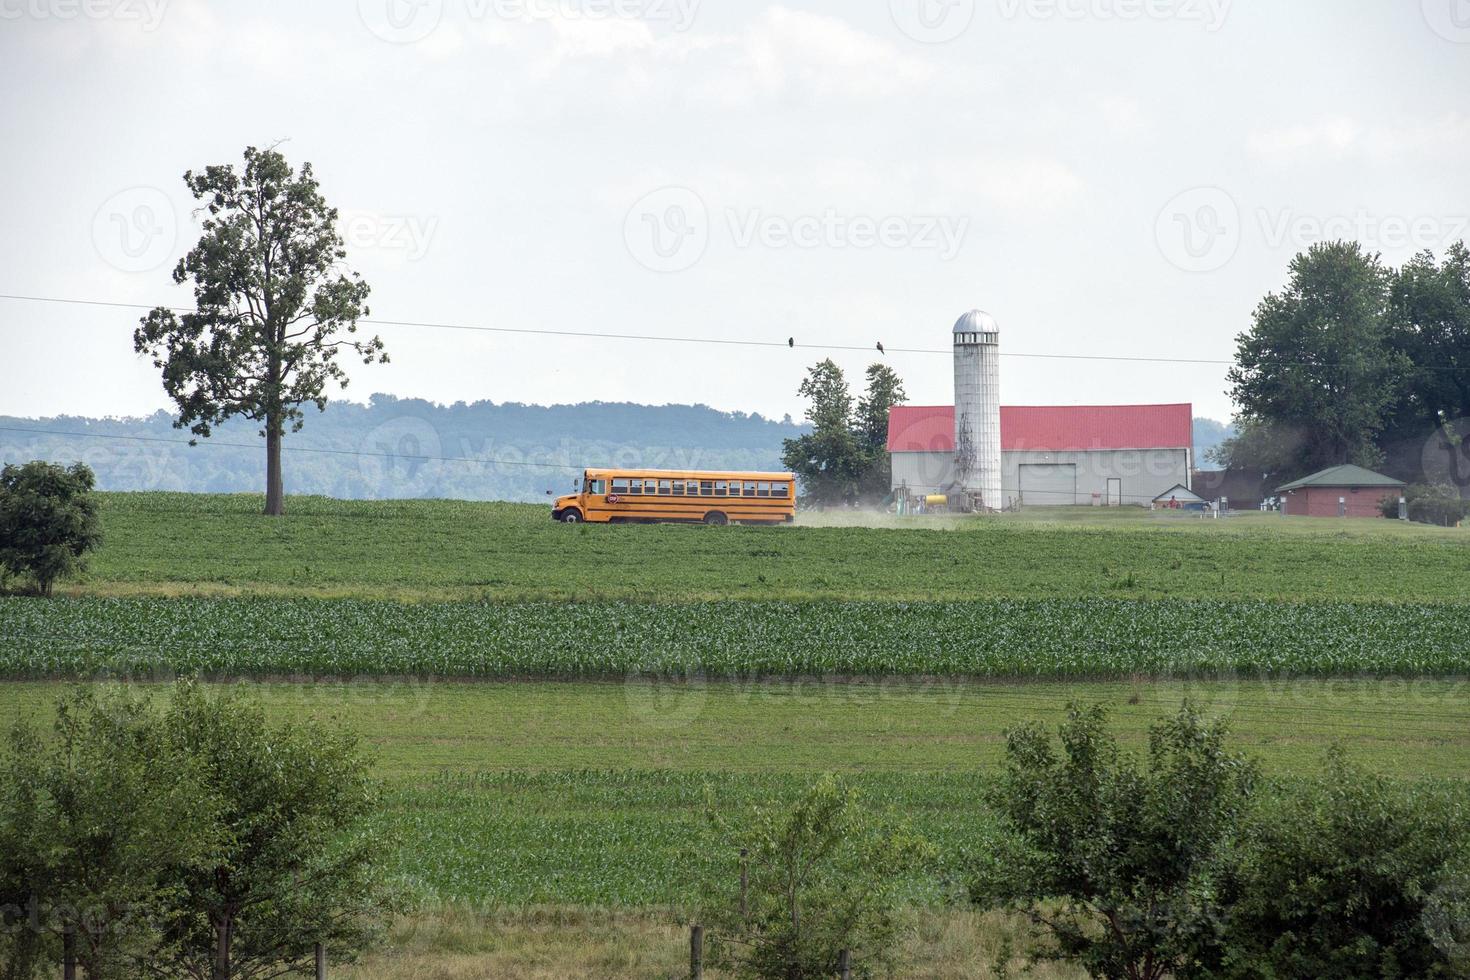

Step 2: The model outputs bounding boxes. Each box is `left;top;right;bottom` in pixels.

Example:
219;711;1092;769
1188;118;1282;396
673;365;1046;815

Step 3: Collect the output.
1019;463;1077;506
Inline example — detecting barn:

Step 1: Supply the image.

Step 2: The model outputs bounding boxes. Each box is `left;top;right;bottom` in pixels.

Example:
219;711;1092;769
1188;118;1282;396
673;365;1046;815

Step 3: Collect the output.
888;402;1195;508
1274;465;1406;518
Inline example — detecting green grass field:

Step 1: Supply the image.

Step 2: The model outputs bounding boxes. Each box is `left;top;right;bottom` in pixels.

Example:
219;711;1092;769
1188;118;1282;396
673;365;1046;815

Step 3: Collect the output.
4;491;1469;973
71;493;1470;601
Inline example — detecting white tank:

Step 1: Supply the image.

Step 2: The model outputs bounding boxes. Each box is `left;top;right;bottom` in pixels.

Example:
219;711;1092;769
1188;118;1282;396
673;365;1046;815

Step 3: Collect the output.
953;310;1002;510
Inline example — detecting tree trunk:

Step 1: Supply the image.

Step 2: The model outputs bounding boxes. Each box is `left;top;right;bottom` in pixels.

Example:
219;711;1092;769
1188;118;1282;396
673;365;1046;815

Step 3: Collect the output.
212;914;232;980
265;417;285;517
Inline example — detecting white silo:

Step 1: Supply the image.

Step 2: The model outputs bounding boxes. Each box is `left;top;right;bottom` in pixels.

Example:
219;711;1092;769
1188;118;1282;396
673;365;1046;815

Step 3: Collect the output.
953;310;1002;510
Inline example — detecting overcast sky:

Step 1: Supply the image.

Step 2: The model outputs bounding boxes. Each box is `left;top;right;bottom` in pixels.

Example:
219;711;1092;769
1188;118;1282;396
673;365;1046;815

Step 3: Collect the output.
2;0;1467;424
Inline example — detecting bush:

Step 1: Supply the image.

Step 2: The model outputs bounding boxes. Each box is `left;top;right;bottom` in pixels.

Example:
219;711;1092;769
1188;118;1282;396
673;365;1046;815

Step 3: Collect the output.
1381;484;1469;525
1211;750;1470;979
969;703;1257;980
700;774;933;979
0;682;396;979
0;461;101;596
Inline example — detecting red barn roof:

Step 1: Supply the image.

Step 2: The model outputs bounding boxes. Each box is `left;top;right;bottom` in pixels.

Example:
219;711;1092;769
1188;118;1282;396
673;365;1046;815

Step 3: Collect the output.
887;404;1193;453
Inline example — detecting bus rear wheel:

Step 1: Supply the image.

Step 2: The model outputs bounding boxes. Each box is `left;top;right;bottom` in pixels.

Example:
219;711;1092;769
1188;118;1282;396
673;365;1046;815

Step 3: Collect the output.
561;509;583;524
703;511;728;526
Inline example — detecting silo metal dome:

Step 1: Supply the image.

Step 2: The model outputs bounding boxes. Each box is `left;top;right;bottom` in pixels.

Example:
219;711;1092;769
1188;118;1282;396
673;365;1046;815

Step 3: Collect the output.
953;310;999;334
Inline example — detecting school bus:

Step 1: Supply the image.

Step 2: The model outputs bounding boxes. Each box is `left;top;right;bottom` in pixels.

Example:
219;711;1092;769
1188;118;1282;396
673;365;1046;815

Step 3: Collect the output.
551;469;797;525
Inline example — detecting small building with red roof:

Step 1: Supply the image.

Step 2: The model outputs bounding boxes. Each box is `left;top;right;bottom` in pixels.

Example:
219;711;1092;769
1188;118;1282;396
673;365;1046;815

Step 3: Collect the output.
887;402;1194;508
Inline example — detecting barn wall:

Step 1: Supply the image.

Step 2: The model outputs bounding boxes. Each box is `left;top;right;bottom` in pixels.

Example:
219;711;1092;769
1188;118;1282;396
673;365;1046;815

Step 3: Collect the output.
1002;449;1190;508
1284;486;1398;518
891;448;1190;507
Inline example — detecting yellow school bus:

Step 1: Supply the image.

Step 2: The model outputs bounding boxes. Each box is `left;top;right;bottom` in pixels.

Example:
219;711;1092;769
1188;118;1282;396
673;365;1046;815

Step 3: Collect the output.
551;469;797;525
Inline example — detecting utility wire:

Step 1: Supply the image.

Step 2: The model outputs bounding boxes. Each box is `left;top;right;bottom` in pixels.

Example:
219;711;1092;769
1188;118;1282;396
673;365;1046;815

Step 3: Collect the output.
0;291;1237;366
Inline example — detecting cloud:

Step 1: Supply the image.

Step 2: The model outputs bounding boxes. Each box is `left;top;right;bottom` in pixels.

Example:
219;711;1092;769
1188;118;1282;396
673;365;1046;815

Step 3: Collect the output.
1247;116;1362;160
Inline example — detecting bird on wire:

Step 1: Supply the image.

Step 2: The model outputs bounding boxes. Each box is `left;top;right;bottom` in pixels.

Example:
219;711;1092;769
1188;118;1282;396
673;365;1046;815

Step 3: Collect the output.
876;342;885;355
788;337;795;348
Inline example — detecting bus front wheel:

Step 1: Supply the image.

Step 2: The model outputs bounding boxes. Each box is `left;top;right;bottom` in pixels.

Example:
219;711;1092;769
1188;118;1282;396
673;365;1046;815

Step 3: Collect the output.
703;511;728;526
561;509;583;524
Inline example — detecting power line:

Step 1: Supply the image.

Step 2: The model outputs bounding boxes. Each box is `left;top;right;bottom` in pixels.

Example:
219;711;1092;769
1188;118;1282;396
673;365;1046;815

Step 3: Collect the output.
0;291;1238;366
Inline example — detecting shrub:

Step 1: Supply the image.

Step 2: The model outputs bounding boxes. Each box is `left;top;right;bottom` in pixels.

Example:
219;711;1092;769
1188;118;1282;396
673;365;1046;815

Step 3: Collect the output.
1210;750;1470;979
0;461;101;596
969;703;1257;980
701;774;933;979
1382;483;1469;525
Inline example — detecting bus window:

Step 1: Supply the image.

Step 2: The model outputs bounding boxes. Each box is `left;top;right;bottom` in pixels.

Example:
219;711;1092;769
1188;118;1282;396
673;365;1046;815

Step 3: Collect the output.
672;481;685;495
700;481;714;496
714;481;728;496
588;479;606;494
659;480;672;495
744;481;757;497
611;479;628;495
629;480;644;495
757;481;771;497
779;483;792;498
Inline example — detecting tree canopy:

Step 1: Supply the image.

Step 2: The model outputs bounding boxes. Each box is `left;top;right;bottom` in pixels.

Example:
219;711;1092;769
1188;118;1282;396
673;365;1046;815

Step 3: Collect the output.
781;360;906;506
134;146;387;516
0;460;101;596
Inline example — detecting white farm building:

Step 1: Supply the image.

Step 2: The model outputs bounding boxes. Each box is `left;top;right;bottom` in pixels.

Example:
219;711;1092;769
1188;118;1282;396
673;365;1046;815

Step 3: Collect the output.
887;311;1194;509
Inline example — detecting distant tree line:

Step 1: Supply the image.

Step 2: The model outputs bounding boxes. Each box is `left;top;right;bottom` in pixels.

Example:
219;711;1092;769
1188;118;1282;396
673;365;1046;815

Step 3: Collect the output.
0;397;806;505
1217;241;1470;500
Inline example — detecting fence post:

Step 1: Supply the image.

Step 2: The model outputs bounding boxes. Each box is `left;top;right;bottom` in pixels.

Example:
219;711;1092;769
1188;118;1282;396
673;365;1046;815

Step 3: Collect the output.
690;924;704;980
838;948;851;980
314;942;326;980
739;847;749;921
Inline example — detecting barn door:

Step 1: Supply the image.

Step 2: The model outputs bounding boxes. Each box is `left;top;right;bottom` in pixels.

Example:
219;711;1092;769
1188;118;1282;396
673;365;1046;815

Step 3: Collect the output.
1106;478;1122;507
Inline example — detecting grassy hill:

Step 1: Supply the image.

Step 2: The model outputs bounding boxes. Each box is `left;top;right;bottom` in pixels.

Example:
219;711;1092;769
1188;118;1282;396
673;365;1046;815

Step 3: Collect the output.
63;493;1470;602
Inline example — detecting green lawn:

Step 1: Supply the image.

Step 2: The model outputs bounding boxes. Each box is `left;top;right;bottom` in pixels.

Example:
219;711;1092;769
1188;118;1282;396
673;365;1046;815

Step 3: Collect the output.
72;493;1470;602
2;677;1466;906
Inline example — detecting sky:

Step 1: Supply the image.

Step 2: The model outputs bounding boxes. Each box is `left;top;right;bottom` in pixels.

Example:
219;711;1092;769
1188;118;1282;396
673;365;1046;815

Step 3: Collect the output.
2;0;1468;425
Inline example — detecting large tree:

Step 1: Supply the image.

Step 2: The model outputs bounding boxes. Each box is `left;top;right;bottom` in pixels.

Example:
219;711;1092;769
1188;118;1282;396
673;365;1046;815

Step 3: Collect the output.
1222;241;1408;476
782;360;861;507
134;146;387;516
1387;243;1470;433
781;360;907;507
854;364;907;500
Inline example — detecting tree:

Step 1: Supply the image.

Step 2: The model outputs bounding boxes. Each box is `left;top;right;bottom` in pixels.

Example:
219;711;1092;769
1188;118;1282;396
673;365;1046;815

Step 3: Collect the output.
1224;242;1408;476
781;360;906;507
1210;749;1470;979
0;687;217;980
782;360;861;507
134;146;388;517
155;682;394;980
970;703;1256;980
701;775;932;979
1386;243;1470;437
854;365;907;501
0;461;101;597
